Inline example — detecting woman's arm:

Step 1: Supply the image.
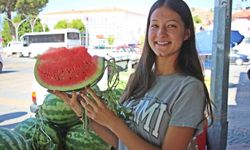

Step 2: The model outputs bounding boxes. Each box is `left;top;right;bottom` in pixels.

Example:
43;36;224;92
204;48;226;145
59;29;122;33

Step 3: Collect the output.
89;119;118;148
162;126;195;150
101;115;195;150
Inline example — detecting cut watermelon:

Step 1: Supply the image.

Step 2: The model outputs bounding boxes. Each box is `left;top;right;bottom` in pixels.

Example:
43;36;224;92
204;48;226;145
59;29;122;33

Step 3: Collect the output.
34;46;104;91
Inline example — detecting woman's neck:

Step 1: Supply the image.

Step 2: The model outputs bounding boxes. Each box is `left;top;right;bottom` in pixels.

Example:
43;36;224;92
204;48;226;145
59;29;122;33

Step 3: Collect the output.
155;57;179;75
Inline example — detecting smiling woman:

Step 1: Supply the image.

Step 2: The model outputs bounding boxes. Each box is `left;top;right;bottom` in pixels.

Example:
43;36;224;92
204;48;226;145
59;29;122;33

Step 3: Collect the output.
50;0;213;150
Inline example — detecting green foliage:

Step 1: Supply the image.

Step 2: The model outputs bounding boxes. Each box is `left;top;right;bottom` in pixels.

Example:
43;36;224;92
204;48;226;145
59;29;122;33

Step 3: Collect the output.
54;19;86;32
0;0;17;19
19;18;46;37
1;21;12;47
54;20;68;29
15;0;49;16
70;19;85;32
193;15;202;24
107;35;115;46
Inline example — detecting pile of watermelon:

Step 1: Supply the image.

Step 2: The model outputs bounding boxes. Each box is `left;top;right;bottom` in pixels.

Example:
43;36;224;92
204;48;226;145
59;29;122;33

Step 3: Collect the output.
0;93;110;150
0;46;131;150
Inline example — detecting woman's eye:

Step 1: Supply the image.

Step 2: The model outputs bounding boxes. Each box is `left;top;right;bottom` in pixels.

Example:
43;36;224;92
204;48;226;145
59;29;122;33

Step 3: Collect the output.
150;24;158;28
168;24;177;28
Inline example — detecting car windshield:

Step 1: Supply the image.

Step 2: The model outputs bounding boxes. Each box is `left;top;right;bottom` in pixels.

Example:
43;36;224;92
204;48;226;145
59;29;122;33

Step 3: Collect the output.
244;37;250;44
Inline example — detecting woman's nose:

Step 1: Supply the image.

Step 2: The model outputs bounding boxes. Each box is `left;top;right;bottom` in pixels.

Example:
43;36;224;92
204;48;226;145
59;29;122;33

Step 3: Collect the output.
157;27;168;36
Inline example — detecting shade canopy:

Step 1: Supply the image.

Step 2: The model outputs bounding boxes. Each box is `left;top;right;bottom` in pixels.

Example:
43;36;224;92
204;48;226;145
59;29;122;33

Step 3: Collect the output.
195;30;245;54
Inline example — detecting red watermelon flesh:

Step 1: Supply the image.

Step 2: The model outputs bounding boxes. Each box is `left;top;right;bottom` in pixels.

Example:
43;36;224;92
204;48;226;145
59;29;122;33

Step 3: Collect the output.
34;46;104;91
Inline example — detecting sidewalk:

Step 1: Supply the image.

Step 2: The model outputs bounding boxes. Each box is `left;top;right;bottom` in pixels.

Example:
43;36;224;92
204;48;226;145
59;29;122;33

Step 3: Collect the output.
227;71;250;150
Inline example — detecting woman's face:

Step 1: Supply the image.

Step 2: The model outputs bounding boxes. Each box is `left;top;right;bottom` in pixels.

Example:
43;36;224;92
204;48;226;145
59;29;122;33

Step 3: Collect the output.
148;6;190;60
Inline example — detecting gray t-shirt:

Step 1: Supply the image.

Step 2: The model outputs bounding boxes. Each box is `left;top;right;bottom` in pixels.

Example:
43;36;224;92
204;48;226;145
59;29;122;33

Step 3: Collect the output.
118;74;206;150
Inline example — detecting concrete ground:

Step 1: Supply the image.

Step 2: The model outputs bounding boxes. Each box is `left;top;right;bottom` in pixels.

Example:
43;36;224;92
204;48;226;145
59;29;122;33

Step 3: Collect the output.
227;67;250;150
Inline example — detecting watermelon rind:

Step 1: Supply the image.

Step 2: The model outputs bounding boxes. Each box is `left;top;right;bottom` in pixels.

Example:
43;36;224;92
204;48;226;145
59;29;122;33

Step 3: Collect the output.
39;94;81;127
34;54;105;91
0;127;30;150
65;124;110;150
14;117;62;150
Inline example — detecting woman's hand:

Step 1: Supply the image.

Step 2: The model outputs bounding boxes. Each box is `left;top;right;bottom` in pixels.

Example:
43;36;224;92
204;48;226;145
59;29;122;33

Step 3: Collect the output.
79;87;119;128
48;90;83;118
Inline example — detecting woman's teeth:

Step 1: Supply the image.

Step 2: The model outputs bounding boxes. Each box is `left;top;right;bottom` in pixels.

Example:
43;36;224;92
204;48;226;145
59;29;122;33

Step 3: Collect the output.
157;41;170;45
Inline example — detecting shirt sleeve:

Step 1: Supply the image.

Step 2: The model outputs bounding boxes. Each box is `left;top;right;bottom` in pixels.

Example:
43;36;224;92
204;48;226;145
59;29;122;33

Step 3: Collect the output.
169;80;206;130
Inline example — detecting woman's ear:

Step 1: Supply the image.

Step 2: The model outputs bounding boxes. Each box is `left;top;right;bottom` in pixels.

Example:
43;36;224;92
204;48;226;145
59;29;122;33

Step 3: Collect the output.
184;29;191;41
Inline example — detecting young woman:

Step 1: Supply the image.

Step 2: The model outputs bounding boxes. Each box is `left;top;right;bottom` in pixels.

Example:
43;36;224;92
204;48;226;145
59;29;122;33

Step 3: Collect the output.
50;0;213;149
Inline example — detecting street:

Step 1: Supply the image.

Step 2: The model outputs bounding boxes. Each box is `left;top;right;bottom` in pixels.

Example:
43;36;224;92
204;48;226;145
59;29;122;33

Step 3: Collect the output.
0;55;36;128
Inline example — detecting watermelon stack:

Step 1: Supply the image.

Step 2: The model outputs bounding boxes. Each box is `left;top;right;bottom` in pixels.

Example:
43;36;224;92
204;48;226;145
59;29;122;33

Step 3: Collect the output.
66;124;110;150
14;117;62;150
0;127;30;150
39;94;81;128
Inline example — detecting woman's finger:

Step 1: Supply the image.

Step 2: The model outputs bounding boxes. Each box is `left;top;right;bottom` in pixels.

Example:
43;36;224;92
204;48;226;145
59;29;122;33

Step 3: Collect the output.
80;99;94;114
48;90;71;104
72;92;77;99
85;87;103;106
80;93;98;112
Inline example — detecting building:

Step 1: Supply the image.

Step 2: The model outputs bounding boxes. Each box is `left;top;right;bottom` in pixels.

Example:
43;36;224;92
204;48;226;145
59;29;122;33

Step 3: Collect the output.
39;8;147;48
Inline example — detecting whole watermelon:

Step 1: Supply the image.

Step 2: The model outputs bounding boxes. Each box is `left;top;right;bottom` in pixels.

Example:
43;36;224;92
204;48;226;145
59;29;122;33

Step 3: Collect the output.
0;127;30;150
65;124;110;150
14;117;62;150
34;46;105;91
40;93;81;128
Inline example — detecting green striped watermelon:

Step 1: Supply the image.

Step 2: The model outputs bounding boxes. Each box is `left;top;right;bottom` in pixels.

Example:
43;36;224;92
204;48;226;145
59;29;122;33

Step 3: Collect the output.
40;94;81;127
14;117;62;150
0;127;30;150
66;124;110;150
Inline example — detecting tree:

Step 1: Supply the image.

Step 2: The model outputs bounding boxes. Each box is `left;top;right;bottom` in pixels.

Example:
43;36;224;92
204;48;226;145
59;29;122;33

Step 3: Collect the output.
15;0;49;16
0;0;17;21
70;19;85;32
54;20;68;29
0;0;18;36
54;19;85;33
1;20;12;47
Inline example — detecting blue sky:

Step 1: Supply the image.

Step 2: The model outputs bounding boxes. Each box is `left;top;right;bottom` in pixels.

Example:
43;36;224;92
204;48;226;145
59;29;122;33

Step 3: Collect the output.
41;0;214;14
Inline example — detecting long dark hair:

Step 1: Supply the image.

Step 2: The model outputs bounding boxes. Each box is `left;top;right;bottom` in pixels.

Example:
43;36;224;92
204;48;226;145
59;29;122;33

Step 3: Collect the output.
121;0;213;124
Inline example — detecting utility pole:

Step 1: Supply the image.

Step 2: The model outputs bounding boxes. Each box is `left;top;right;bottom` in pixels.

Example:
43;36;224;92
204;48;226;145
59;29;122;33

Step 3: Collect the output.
207;0;232;150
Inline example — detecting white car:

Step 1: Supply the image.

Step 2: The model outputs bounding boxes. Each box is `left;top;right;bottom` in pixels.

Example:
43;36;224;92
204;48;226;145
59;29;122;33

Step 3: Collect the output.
0;53;3;72
233;37;250;59
3;41;24;57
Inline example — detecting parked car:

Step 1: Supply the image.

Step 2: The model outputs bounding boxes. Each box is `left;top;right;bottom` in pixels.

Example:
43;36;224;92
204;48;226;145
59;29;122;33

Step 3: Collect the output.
2;41;24;57
229;52;249;65
199;51;249;66
0;53;3;73
233;37;250;58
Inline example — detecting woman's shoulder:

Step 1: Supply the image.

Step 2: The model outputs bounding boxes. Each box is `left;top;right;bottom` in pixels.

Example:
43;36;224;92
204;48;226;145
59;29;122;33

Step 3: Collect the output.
157;74;203;87
175;74;204;89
